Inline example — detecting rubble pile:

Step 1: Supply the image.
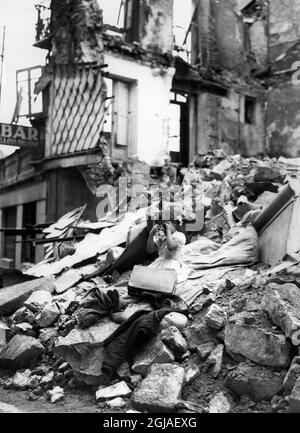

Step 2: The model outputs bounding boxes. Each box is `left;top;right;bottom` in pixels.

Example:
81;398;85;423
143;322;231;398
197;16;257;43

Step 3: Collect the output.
1;153;300;413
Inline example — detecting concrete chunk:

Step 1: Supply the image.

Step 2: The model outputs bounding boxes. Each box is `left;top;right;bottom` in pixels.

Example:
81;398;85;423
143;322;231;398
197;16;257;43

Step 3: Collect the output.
262;283;300;342
0;334;44;370
225;362;285;401
205;304;227;330
106;397;126;409
289;377;300;412
209;392;231;413
161;326;188;359
95;381;132;402
283;357;300;395
132;363;185;412
184;364;200;386
132;334;175;377
55;319;119;386
206;344;224;378
0;276;56;316
24;290;52;313
0;321;9;352
36;303;60;328
224;312;291;367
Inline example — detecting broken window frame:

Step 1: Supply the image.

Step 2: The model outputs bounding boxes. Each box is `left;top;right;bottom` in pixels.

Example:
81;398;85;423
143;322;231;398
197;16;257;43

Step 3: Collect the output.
15;66;44;121
169;91;189;165
244;95;257;125
103;76;132;149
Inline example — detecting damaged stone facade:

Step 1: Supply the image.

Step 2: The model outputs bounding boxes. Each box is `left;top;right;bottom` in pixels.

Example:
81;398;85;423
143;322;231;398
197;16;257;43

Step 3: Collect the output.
241;0;300;157
188;0;266;157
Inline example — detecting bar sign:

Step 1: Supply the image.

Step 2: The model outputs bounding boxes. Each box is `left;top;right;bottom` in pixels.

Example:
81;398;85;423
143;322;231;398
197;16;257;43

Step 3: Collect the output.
0;122;39;148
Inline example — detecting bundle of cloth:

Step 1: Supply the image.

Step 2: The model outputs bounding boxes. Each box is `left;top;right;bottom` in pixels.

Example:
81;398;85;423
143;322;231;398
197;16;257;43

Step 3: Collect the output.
99;308;190;384
182;224;259;270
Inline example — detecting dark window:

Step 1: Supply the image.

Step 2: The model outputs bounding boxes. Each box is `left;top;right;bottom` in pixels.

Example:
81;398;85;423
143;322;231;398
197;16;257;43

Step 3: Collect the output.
22;202;37;263
169;92;189;166
3;206;17;260
245;96;256;124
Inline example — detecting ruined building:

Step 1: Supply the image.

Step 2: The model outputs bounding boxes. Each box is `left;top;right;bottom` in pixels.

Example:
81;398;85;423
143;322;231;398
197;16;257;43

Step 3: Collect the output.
0;0;299;270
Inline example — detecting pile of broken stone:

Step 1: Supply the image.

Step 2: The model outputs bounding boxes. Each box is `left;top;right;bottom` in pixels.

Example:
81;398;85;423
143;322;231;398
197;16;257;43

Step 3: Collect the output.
1;266;300;413
0;153;300;413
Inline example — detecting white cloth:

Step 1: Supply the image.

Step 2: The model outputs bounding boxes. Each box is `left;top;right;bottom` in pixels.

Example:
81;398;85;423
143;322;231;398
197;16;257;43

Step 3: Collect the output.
148;231;191;284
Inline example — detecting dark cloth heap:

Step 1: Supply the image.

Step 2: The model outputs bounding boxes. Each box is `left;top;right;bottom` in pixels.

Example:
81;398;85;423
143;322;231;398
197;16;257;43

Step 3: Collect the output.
100;308;189;384
75;287;121;329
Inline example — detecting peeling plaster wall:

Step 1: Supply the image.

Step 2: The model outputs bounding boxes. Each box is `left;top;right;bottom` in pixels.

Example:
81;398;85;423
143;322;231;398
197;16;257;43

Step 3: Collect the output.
265;0;300;157
192;89;265;157
249;20;268;67
269;0;300;63
51;0;104;64
266;83;300;158
140;0;174;54
104;52;175;167
192;0;245;72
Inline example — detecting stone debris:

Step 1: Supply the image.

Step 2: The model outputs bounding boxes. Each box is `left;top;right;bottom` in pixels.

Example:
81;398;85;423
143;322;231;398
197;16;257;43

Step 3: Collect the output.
262;283;300;341
132;334;175;377
40;371;55;387
283;357;300;395
0;321;9;351
10;370;32;389
0;153;300;415
132;363;185;412
161;326;188;360
0;276;56;317
224;312;291;367
205;344;224;378
47;386;65;404
106;397;126;409
0;334;44;370
129;374;142;388
289;377;300;413
205;304;227;330
24;290;53;313
209;392;231;413
184;364;200;385
95;381;132;402
225;362;285;401
36;303;60;328
160;312;188;330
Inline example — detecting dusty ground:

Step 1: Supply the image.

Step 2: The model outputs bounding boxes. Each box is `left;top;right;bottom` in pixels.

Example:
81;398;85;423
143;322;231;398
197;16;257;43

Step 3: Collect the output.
0;369;130;413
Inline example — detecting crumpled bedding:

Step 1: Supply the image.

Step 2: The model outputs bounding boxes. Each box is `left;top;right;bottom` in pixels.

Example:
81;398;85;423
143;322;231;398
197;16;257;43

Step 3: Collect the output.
182;224;259;270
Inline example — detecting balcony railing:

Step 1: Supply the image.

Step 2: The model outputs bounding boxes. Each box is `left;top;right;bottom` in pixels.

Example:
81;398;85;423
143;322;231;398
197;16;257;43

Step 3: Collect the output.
34;4;51;49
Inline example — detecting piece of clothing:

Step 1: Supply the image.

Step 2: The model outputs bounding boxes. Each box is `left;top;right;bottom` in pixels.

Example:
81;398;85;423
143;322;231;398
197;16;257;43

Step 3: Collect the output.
182;225;259;270
149;231;191;284
75;287;121;329
100;308;189;383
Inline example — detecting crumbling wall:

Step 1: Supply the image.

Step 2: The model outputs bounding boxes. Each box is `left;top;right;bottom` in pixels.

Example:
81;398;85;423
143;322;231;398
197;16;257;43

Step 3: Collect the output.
248;20;268;67
264;0;300;157
269;0;300;63
192;88;265;157
140;0;174;54
51;0;104;64
266;82;300;158
192;0;246;72
104;52;175;167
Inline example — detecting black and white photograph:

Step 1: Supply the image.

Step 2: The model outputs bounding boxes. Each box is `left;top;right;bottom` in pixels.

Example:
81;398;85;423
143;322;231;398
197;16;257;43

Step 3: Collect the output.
0;0;299;420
